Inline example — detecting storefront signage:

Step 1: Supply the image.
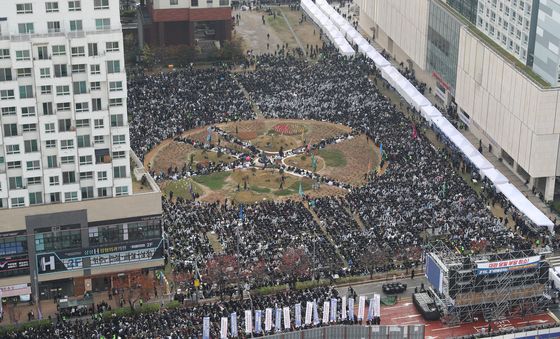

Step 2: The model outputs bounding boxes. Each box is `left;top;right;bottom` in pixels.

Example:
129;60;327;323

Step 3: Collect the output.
0;255;29;277
37;240;164;274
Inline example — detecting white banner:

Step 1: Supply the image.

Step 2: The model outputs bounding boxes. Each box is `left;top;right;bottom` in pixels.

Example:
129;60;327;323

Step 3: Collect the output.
368;298;374;321
245;310;253;334
305;301;313;325
476;255;541;275
265;308;272;332
348;298;354;320
322;301;330;324
220;317;228;339
275;308;281;332
313;301;320;325
358;296;366;321
203;317;210;339
283;306;291;330
295;303;302;328
231;312;238;337
341;296;347;320
255;310;262;334
373;294;381;317
330;298;337;322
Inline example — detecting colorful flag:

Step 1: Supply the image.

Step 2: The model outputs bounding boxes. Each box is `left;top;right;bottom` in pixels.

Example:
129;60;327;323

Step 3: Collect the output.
412;123;418;139
239;204;244;222
379;143;383;159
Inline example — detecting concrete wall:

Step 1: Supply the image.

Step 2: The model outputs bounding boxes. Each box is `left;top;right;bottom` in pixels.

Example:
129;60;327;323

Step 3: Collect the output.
455;27;560;179
356;0;430;69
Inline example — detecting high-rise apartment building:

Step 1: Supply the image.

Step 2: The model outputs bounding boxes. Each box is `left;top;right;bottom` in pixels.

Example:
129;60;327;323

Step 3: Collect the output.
0;0;162;303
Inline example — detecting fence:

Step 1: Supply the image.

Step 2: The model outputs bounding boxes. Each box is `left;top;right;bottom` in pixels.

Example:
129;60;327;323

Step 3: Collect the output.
259;325;425;339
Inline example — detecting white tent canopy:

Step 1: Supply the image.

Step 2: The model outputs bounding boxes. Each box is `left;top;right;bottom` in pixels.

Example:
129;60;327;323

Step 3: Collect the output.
496;183;554;229
420;105;443;121
481;167;509;185
469;153;494;170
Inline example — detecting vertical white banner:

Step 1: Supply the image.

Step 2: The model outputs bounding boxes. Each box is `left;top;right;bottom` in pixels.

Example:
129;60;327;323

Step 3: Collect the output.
368;298;375;321
295;303;302;328
283;306;291;330
220;317;228;339
348;297;354;321
265;308;272;332
255;310;262;334
245;310;253;334
373;294;381;317
358;295;366;321
275;308;282;332
322;300;330;324
203;317;210;339
305;301;313;325
231;312;238;337
341;296;347;320
313;301;320;325
330;298;337;322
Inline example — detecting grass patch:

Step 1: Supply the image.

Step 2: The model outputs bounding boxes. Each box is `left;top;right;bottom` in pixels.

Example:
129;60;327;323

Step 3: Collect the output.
319;149;347;167
162;179;203;200
274;189;295;196
192;172;230;190
251;186;271;193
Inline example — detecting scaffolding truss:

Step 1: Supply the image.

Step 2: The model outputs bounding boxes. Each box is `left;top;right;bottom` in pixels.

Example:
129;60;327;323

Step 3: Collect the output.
425;242;552;325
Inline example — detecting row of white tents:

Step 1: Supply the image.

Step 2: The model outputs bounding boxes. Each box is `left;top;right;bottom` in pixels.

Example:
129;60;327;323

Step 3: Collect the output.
302;0;554;230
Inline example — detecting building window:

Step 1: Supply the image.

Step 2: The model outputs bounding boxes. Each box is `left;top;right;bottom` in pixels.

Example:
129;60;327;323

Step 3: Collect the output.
0;49;9;59
79;155;92;165
58;119;72;132
90;64;101;75
72;64;86;74
95;18;111;30
6;145;20;155
109;98;123;107
62;171;76;184
94;0;109;9
7;161;21;169
92;98;102;111
113;134;126;145
112;151;125;159
79;171;93;180
26;160;40;170
109;81;123;92
16;3;33;14
97;171;107;181
40;85;52;95
47;155;57;168
75;119;89;128
115;186;128;196
47;21;61;33
24;140;38;153
0;90;15;100
106;60;120;73
170;0;178;4
28;192;42;205
56;85;70;96
54;64;68;77
94;119;104;129
52;45;65;56
81;186;94;199
1;107;16;116
45;2;59;12
3;124;18;137
16;68;31;78
113;166;126;178
9;177;23;190
90;82;101;91
88;43;98;57
22;123;37;132
46;140;56;148
69;20;83;31
75;102;89;113
106;41;119;52
18;23;34;34
60;139;74;149
44;123;55;134
60;156;74;167
21;106;35;117
68;1;81;11
56;102;71;112
28;177;41;185
110;114;124;127
64;192;78;202
11;197;25;208
49;176;59;186
77;135;90;148
71;46;85;57
94;135;104;144
15;50;31;60
0;68;13;81
97;187;108;197
40;67;51;78
19;85;33;99
192;0;199;6
73;81;87;94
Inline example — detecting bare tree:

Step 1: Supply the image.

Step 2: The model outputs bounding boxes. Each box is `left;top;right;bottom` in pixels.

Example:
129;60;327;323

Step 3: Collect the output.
359;247;390;279
279;247;311;288
204;255;239;299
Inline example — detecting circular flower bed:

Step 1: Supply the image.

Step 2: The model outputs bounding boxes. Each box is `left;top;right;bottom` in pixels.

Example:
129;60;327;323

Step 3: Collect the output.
271;123;305;136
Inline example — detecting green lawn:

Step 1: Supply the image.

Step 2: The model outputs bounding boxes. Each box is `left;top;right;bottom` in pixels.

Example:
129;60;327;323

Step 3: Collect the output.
163;179;203;200
251;186;271;194
192;172;230;190
319;149;347;167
